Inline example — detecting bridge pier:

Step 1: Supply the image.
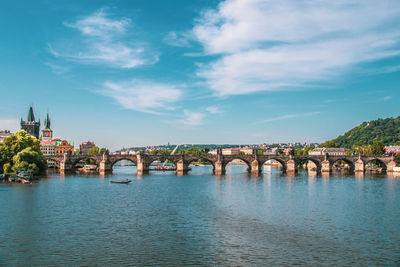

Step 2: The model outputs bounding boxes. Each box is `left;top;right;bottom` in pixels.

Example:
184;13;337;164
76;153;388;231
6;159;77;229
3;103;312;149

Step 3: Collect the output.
60;160;74;172
355;159;364;173
176;159;190;175
250;160;260;174
307;161;318;172
99;154;112;174
286;159;296;173
321;160;331;173
387;160;397;172
59;153;74;172
136;162;149;175
214;160;225;175
136;153;149;175
99;160;112;174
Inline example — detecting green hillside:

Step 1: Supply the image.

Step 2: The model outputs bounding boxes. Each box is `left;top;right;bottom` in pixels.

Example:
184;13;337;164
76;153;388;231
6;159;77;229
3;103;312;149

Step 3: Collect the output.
325;116;400;148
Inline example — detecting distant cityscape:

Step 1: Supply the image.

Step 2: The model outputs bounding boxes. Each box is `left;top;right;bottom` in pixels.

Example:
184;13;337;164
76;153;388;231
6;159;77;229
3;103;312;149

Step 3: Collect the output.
1;106;400;169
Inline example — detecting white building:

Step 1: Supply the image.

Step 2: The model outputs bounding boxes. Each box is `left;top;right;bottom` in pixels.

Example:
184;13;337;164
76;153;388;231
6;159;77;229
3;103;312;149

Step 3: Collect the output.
308;147;347;156
0;130;12;142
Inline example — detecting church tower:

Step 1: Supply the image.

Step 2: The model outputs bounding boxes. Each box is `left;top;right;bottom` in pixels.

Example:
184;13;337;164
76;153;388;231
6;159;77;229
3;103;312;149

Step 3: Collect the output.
41;113;53;141
20;106;40;139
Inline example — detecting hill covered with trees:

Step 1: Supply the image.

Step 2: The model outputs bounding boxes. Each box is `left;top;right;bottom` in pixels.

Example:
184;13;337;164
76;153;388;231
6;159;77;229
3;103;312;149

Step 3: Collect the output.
322;116;400;148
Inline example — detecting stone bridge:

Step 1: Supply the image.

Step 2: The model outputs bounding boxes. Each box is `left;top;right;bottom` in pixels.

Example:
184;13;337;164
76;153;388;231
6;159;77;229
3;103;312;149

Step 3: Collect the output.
45;151;399;175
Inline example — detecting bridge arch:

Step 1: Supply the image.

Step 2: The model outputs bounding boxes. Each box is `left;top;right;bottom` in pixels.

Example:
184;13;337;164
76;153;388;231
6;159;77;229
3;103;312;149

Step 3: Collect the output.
260;158;287;172
70;156;101;172
186;157;215;166
224;158;251;173
364;158;387;173
185;157;216;174
145;155;178;171
110;157;137;168
295;157;322;172
330;158;355;173
71;156;100;166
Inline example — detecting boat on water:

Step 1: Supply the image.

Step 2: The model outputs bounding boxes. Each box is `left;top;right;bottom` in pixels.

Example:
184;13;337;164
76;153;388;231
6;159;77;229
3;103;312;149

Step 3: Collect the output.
17;170;33;180
5;171;33;183
154;164;177;171
0;174;5;180
110;179;131;184
82;164;97;172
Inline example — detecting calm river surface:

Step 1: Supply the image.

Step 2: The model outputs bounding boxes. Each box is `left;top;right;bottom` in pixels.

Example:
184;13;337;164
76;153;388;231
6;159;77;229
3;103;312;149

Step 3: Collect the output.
1;165;400;266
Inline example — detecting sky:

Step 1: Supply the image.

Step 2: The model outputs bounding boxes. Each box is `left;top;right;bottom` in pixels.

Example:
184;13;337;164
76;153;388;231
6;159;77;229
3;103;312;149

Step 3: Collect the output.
1;0;400;151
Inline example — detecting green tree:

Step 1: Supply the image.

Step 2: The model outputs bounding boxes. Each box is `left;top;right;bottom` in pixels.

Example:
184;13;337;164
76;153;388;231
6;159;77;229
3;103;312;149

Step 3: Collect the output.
12;147;47;175
257;149;265;155
303;147;313;155
371;140;385;156
320;140;338;148
87;146;100;155
0;130;47;174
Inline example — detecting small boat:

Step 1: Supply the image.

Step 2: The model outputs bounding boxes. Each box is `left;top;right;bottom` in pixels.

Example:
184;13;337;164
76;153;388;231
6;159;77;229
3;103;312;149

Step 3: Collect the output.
154;164;177;171
16;171;33;181
83;164;98;172
110;179;131;184
0;174;5;180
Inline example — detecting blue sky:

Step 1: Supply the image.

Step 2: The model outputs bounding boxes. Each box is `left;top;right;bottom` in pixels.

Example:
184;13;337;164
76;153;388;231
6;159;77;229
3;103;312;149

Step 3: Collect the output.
1;0;400;150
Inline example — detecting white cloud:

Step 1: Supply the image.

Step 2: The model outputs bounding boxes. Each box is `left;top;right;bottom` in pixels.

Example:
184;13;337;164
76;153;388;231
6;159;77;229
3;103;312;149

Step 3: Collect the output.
206;105;223;114
49;9;158;68
101;80;182;114
192;0;400;96
180;110;205;125
0;120;19;132
64;9;130;38
164;32;191;47
254;111;321;124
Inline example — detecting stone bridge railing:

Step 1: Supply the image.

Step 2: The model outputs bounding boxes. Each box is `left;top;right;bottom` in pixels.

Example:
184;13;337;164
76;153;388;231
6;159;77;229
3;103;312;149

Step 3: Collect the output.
45;151;399;175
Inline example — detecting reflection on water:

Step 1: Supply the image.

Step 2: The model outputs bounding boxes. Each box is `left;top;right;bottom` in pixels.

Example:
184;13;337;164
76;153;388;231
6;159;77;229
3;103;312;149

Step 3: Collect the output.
0;165;399;266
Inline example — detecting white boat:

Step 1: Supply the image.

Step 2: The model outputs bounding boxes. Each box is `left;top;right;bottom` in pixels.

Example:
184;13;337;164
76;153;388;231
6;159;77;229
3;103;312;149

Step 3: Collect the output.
83;165;97;171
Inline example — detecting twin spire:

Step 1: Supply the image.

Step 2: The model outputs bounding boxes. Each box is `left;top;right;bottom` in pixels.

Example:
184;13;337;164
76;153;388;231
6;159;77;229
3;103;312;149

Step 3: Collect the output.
22;106;51;129
44;113;51;129
27;106;35;122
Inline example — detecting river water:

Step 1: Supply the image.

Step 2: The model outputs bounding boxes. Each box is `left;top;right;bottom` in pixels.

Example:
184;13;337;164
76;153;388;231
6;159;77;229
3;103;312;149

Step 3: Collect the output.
1;164;399;266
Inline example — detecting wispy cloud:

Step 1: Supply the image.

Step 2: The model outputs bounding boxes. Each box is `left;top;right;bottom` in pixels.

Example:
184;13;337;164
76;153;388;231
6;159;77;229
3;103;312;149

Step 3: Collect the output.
206;105;223;114
0;119;19;132
167;105;222;126
49;9;158;68
100;80;182;114
254;111;321;125
366;95;393;103
380;96;393;101
45;62;69;75
191;0;400;96
179;110;205;125
164;32;191;47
